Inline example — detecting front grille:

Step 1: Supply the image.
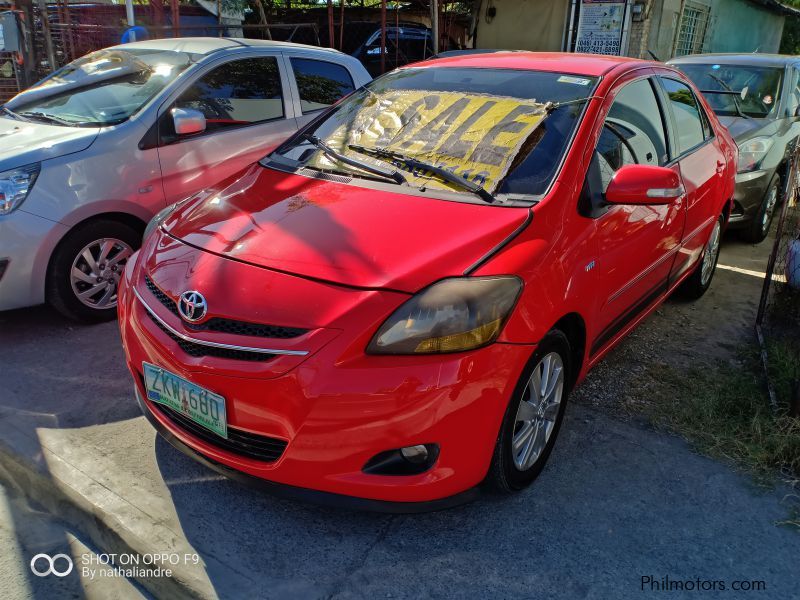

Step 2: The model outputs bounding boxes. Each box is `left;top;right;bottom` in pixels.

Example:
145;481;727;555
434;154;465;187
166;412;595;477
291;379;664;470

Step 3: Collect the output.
145;276;180;317
147;311;276;362
188;318;307;339
149;397;288;462
144;275;308;339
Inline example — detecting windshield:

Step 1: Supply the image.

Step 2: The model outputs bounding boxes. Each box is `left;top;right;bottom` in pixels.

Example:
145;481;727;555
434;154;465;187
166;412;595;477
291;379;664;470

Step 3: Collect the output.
269;67;598;199
7;49;192;127
675;63;783;118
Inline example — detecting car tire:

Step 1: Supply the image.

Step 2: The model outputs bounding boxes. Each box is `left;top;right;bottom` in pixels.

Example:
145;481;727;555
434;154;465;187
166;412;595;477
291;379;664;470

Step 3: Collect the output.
487;330;572;493
679;215;723;300
46;219;140;323
741;174;780;244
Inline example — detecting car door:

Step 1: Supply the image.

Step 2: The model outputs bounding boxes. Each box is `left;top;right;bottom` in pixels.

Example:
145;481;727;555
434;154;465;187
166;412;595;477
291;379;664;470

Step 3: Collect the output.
156;53;299;206
285;55;357;129
657;76;725;282
583;73;686;355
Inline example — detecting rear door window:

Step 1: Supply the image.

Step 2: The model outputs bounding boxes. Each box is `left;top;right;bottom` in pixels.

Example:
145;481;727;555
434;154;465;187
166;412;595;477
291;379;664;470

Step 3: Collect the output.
660;78;706;156
290;57;355;114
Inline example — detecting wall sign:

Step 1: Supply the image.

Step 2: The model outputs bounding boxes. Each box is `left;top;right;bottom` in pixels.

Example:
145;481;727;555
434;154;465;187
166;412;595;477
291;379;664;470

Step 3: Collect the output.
574;0;630;56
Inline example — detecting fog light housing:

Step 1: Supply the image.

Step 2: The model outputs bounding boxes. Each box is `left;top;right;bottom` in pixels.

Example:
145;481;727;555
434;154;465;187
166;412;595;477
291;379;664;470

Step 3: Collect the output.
400;444;428;464
363;444;440;475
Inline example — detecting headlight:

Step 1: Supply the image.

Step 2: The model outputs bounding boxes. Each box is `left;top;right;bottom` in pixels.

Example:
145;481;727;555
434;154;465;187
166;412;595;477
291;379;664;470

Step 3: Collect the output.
367;276;522;354
737;137;773;173
0;163;41;215
142;205;175;241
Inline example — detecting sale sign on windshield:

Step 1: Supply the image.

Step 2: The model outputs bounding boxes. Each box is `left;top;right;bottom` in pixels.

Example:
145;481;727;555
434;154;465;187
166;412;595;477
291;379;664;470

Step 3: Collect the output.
313;89;549;195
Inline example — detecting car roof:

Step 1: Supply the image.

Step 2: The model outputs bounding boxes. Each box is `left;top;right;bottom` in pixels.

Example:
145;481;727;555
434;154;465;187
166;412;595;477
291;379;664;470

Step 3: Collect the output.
109;37;344;57
416;51;650;77
669;53;800;68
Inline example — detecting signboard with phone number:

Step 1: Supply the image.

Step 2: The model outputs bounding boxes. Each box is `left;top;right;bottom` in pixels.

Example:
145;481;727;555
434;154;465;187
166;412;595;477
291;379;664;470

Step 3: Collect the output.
574;0;630;56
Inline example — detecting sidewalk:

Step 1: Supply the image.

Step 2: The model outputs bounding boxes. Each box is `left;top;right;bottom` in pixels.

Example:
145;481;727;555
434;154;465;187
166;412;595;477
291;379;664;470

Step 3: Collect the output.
0;482;147;599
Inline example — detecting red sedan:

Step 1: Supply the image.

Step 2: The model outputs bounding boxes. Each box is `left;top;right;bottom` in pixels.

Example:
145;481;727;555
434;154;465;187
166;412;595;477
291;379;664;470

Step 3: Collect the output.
118;53;736;511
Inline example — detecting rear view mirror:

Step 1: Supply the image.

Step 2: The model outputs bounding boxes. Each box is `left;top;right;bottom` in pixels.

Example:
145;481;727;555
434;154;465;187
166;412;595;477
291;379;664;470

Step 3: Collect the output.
171;107;206;136
605;164;684;206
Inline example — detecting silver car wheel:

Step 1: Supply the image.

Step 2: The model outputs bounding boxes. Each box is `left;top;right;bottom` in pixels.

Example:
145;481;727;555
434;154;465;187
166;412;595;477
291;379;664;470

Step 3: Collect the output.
512;352;564;471
69;238;133;310
700;220;721;287
761;184;778;234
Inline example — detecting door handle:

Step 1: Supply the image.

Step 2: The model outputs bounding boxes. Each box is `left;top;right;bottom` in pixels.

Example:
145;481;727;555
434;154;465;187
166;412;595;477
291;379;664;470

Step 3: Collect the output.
716;161;725;175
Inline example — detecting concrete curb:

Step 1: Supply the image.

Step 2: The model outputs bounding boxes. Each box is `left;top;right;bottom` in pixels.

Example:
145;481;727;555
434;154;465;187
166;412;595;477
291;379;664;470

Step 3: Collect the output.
0;429;218;600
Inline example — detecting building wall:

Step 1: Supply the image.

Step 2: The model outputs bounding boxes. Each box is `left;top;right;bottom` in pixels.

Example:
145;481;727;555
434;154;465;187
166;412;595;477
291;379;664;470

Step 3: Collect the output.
646;0;685;60
475;0;786;59
475;0;571;51
646;0;785;60
707;0;785;53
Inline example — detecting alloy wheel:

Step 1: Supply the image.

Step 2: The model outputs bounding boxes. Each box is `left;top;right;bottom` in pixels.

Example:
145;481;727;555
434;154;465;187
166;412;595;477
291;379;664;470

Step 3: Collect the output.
69;238;133;310
512;352;564;471
700;220;721;287
761;184;778;235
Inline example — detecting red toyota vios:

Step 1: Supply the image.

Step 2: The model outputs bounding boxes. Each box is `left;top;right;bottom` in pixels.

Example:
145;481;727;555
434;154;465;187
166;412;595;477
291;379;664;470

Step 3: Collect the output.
118;53;736;511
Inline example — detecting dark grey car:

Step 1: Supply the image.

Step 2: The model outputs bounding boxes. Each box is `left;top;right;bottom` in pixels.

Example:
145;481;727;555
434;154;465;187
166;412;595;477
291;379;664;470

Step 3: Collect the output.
669;54;800;242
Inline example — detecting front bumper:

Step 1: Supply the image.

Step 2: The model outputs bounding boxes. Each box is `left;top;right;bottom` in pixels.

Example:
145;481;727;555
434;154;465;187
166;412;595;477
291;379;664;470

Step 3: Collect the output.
729;169;774;228
119;248;534;506
0;209;68;311
135;387;480;513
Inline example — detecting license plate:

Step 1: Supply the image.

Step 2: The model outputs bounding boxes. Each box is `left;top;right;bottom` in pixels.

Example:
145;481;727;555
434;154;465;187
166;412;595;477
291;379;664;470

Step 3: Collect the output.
142;362;227;439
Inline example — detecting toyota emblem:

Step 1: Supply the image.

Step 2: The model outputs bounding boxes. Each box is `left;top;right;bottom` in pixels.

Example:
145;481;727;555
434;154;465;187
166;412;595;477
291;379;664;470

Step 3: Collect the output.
178;290;208;322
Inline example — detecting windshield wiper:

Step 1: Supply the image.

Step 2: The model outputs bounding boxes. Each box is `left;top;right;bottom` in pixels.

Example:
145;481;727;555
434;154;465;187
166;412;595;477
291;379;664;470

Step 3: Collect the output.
17;111;80;127
348;144;496;203
704;74;751;119
301;134;407;185
1;106;32;122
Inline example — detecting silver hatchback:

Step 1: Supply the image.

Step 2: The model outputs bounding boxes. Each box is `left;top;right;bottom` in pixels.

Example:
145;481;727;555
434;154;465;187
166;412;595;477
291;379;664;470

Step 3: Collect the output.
0;37;370;321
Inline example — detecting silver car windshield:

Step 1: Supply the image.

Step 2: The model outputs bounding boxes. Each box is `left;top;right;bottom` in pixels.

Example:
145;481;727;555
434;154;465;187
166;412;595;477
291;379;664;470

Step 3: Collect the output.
7;49;192;127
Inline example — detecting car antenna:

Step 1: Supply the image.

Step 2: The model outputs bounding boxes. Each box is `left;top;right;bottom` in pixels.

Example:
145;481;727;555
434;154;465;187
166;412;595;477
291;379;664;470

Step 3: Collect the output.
648;50;661;61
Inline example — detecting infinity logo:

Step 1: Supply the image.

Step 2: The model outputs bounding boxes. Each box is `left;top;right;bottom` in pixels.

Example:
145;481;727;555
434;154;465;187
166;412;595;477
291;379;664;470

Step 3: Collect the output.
30;553;74;577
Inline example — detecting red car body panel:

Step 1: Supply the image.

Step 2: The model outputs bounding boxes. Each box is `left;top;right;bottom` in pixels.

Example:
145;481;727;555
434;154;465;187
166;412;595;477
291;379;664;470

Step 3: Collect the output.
162;166;530;292
119;53;736;508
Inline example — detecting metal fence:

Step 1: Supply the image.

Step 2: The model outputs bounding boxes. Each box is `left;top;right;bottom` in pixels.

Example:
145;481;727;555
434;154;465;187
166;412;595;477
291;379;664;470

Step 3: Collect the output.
756;143;800;416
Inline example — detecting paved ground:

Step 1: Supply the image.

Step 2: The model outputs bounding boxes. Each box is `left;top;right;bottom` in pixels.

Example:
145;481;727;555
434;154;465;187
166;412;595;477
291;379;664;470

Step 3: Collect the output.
0;233;798;599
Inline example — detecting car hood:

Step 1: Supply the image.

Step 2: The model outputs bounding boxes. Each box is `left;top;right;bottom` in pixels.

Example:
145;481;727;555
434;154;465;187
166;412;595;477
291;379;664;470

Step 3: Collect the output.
717;115;775;143
162;165;530;292
0;116;99;171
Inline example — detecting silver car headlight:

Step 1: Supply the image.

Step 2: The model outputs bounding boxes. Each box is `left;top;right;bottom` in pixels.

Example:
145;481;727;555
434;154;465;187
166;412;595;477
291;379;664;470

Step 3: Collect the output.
143;204;175;241
737;137;773;173
0;163;41;215
367;276;522;354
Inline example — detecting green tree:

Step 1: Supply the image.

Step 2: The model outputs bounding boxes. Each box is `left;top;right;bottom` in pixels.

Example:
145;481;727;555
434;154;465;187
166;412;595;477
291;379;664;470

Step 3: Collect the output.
781;1;800;54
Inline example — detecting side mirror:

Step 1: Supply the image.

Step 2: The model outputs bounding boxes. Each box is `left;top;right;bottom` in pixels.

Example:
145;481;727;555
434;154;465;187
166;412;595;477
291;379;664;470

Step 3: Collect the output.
171;107;206;136
605;164;684;206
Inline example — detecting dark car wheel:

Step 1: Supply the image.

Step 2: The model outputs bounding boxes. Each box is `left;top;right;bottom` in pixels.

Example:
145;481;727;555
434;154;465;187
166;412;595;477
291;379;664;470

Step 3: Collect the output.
47;219;140;323
679;215;723;300
742;174;779;244
487;330;572;492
